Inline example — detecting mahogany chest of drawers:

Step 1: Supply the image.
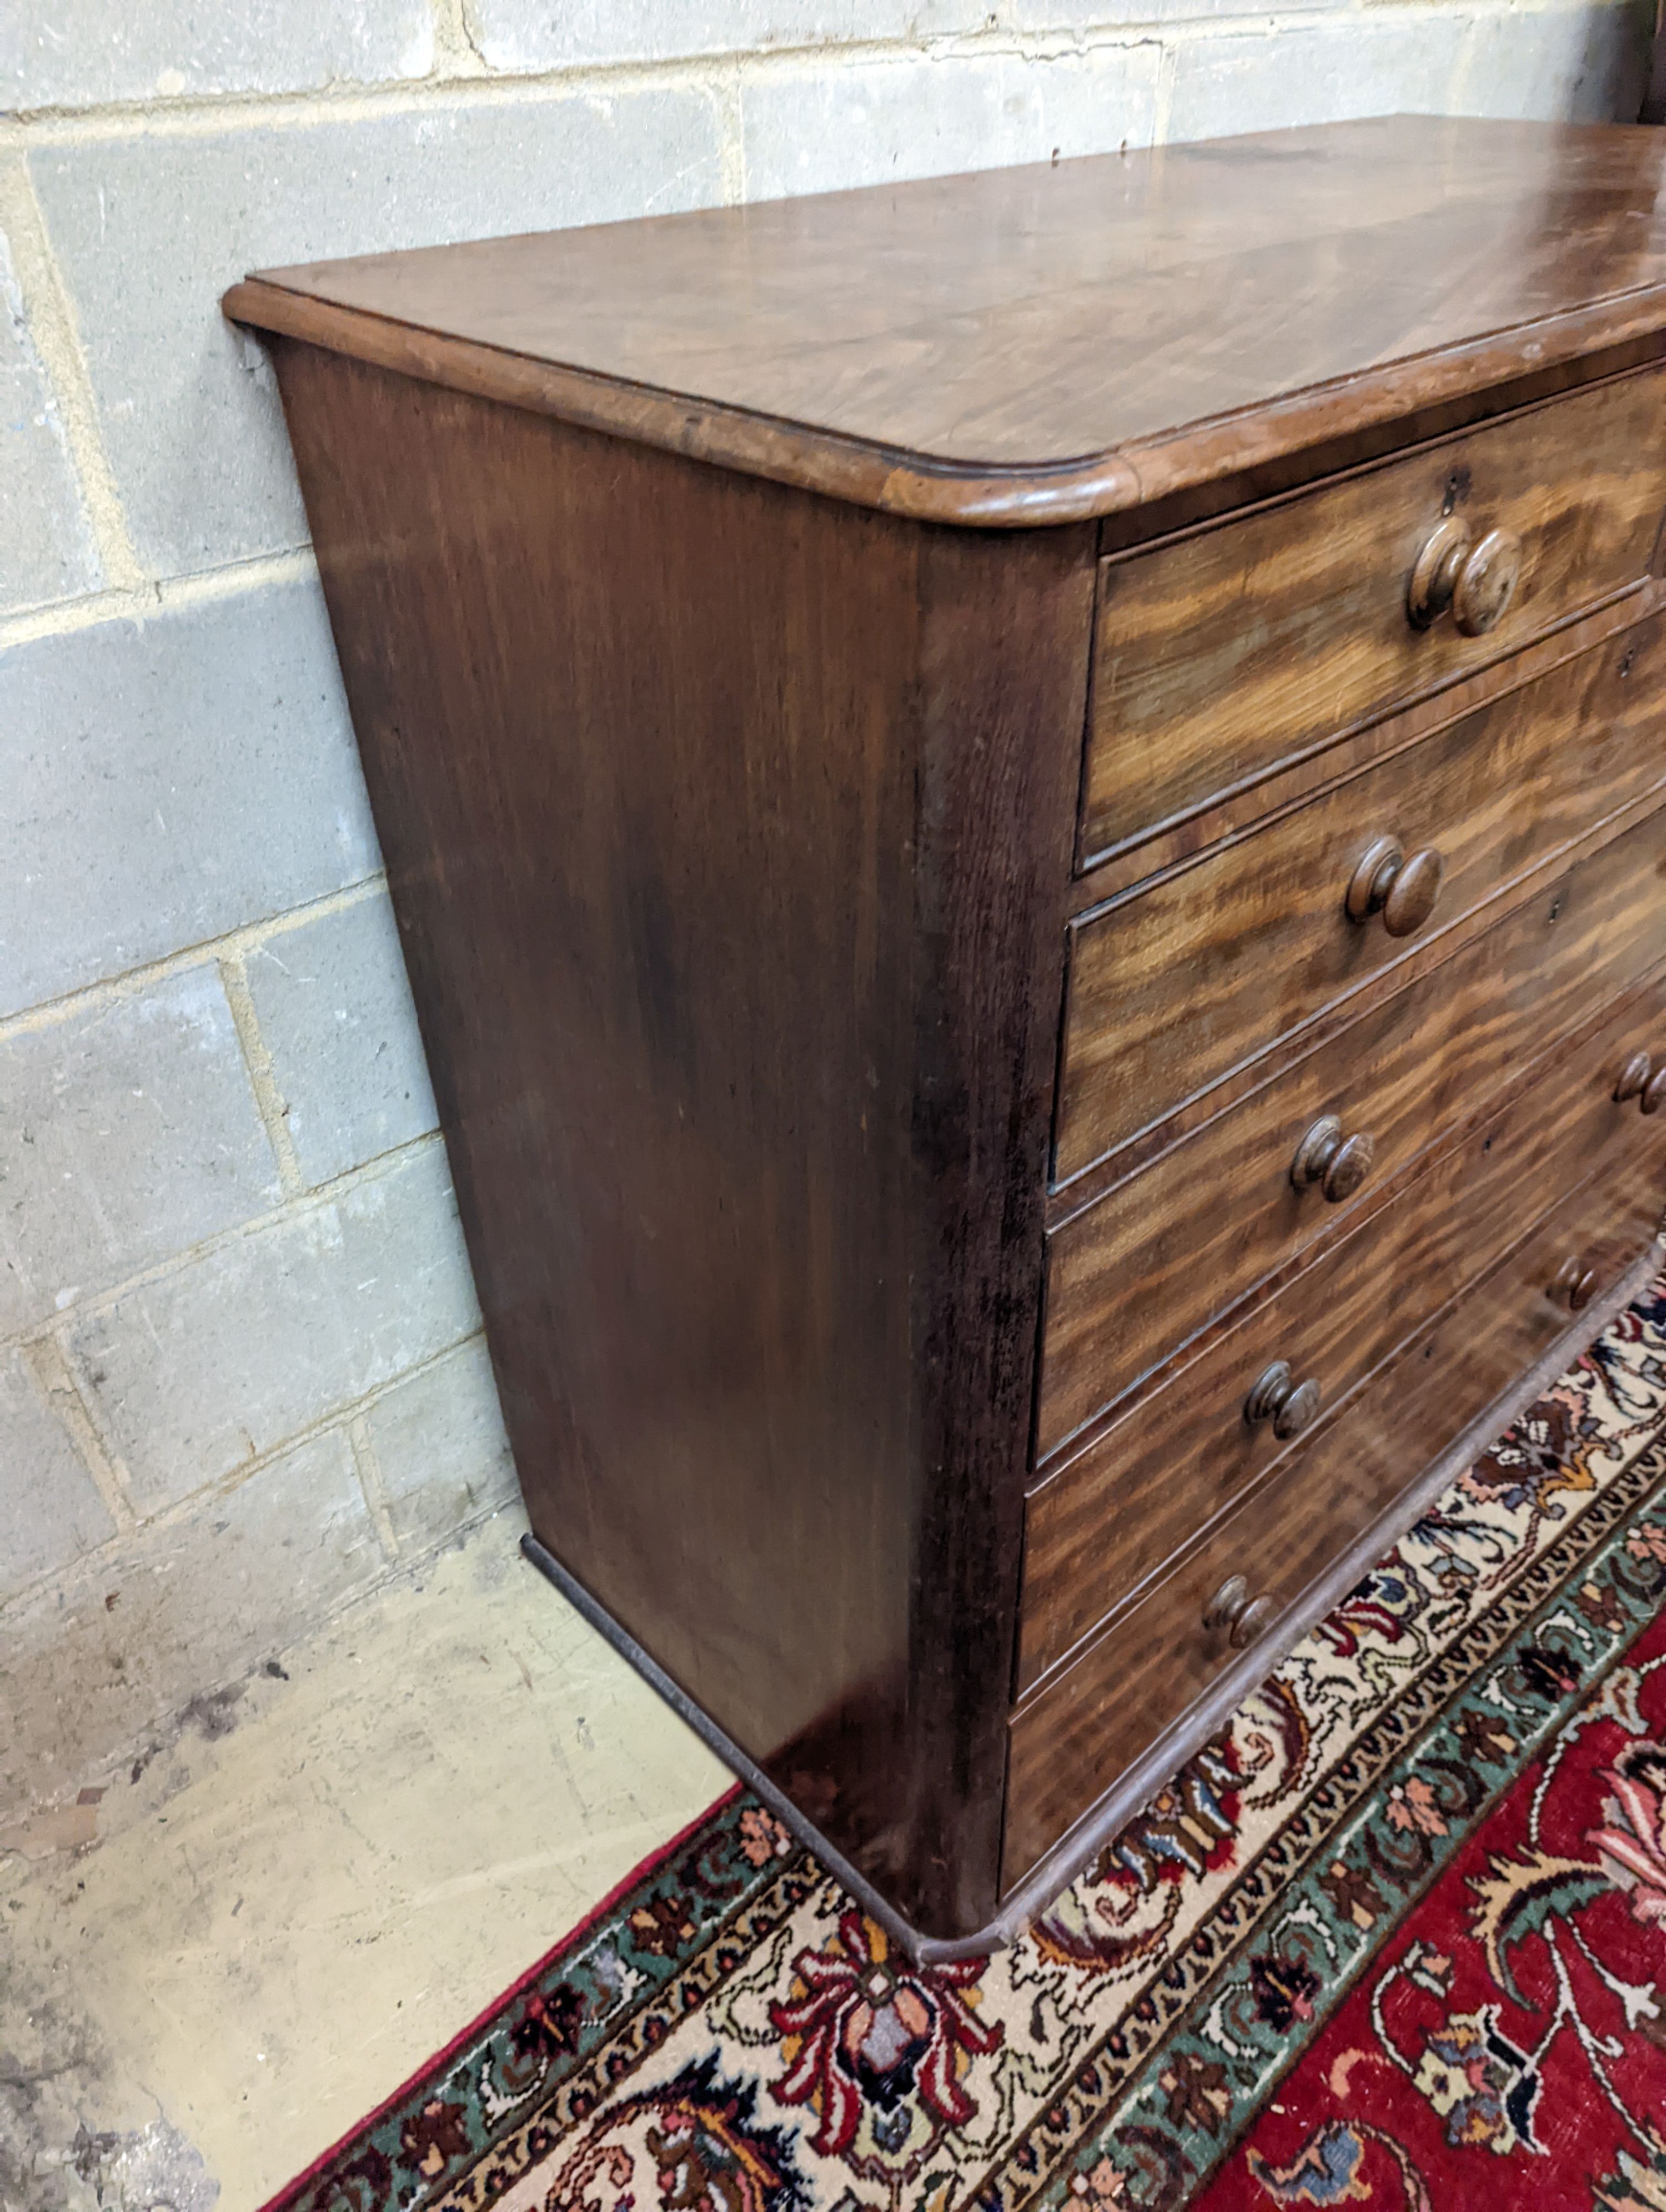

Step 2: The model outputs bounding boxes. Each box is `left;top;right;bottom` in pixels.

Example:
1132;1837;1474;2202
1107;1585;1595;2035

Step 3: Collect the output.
229;113;1666;1957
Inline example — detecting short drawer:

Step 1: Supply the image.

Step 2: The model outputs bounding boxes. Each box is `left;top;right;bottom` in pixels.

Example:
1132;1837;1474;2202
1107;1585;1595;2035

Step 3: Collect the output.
1023;968;1666;1690
1056;612;1666;1184
1080;363;1666;868
1003;1175;1666;1891
1038;797;1666;1455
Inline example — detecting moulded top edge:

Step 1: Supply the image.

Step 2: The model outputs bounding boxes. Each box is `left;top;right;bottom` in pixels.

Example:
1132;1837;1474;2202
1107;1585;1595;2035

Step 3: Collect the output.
223;117;1666;528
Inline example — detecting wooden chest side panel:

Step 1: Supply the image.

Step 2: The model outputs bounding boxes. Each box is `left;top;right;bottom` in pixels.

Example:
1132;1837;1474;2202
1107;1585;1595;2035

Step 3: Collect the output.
269;338;1092;1941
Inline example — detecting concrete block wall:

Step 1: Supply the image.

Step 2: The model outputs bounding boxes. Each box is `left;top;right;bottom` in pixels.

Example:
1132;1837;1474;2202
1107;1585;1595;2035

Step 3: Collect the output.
0;0;1649;1814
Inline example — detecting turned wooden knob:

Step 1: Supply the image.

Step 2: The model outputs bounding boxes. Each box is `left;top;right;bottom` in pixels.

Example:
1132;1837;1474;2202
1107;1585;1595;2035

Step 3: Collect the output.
1453;529;1523;635
1291;1114;1377;1202
1407;519;1523;636
1346;836;1444;937
1204;1573;1280;1650
1616;1052;1666;1115
1549;1256;1598;1312
1245;1358;1323;1440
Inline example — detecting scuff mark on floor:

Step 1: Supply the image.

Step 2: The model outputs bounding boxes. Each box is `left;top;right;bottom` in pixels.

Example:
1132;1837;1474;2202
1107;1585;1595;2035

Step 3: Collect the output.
118;1681;257;1807
3;1676;257;1865
0;1788;104;1863
174;1687;245;1745
0;1979;109;2212
0;2014;221;2212
77;2116;219;2212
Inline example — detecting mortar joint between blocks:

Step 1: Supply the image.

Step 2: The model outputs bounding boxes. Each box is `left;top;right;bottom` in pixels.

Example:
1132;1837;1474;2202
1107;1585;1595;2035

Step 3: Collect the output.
716;61;746;206
0;158;144;591
218;953;309;1198
0;873;386;1052
23;1334;139;1532
0;1326;491;1623
1150;28;1179;140
429;0;490;78
0;0;1605;148
0;1130;449;1362
0;546;319;653
347;1410;404;1562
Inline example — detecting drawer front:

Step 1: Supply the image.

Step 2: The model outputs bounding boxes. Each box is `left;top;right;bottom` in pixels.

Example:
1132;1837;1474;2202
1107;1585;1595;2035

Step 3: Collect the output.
1081;365;1666;868
1040;798;1666;1455
1057;614;1666;1184
1023;969;1666;1690
1004;1179;1666;1890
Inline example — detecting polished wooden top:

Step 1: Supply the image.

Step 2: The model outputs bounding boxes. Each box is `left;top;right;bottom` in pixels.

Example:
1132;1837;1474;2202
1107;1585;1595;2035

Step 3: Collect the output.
226;115;1666;525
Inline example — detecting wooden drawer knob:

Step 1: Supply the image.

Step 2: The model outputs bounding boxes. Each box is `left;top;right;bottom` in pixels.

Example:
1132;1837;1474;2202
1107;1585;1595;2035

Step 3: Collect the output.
1245;1358;1323;1440
1549;1256;1598;1312
1453;529;1524;635
1291;1113;1377;1201
1204;1573;1280;1650
1616;1052;1666;1115
1407;519;1523;636
1346;836;1444;937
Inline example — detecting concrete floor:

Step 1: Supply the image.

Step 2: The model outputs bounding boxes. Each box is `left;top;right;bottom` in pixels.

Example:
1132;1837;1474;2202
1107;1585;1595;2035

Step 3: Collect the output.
0;1510;727;2212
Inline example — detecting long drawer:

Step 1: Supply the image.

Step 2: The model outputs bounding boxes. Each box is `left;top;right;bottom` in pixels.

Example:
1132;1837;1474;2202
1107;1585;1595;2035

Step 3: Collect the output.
1056;612;1666;1184
1039;798;1666;1456
1004;1164;1666;1891
1022;968;1666;1690
1080;363;1666;868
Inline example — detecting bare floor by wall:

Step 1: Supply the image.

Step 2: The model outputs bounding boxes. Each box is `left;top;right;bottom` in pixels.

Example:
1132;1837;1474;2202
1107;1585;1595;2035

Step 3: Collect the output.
0;1513;726;2211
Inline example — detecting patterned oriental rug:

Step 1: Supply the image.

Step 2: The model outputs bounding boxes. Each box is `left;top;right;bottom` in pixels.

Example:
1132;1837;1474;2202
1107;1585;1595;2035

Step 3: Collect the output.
268;1277;1666;2212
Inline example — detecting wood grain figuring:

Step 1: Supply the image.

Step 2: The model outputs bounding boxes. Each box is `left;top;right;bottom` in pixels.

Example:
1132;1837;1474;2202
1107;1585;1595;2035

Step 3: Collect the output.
990;1245;1659;1949
1065;588;1658;925
1041;793;1666;1454
225;118;1666;527
1056;614;1666;1185
1022;969;1666;1691
1082;366;1666;863
268;339;1093;1943
1054;777;1666;1226
1004;1139;1666;1887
